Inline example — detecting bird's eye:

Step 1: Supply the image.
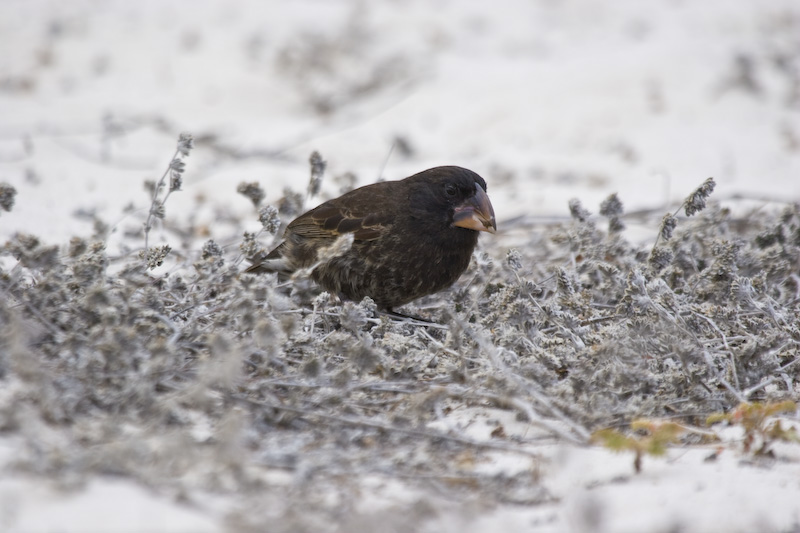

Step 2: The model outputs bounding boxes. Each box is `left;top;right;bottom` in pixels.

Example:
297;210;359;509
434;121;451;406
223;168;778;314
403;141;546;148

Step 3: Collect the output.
444;184;457;197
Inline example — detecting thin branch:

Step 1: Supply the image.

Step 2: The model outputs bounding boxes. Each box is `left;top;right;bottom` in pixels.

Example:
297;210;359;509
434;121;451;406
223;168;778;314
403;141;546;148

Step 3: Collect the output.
237;395;543;458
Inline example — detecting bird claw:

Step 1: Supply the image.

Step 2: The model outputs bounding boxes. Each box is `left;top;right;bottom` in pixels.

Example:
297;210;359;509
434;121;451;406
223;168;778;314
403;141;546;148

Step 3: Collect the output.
379;309;445;327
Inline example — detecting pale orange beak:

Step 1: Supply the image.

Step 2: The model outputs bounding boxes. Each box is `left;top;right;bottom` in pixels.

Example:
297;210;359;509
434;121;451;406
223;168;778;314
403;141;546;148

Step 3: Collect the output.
452;183;496;234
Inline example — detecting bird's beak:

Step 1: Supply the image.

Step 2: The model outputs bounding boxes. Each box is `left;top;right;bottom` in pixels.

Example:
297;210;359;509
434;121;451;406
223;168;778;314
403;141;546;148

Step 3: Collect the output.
452;183;497;234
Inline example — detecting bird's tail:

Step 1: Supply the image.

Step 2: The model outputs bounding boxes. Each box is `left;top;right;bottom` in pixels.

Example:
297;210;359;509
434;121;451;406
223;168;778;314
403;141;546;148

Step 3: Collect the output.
244;244;289;274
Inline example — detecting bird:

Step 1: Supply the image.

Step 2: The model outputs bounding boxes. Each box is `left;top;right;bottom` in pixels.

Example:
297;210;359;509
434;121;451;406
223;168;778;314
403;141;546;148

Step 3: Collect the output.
245;166;496;313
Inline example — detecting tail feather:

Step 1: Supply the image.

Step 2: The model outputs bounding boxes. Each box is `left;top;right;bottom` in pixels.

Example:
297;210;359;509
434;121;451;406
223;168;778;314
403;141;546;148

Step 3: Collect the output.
245;243;290;274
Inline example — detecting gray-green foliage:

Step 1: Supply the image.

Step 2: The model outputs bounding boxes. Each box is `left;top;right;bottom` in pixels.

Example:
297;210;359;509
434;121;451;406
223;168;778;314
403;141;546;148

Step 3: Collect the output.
2;148;799;528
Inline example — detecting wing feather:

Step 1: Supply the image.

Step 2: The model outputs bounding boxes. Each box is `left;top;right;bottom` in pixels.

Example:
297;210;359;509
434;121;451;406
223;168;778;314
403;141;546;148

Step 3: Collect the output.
286;182;399;242
247;180;402;272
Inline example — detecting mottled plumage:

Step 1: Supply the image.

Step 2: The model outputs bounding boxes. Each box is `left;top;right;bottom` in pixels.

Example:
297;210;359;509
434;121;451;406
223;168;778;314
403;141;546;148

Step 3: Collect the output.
246;166;496;311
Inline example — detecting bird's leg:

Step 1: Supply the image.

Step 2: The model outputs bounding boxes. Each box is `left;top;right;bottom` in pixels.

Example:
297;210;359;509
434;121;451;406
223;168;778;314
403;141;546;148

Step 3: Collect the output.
379;308;434;324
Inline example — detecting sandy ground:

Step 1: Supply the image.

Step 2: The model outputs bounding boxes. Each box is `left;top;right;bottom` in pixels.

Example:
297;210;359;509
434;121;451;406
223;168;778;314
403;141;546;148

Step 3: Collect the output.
1;1;799;531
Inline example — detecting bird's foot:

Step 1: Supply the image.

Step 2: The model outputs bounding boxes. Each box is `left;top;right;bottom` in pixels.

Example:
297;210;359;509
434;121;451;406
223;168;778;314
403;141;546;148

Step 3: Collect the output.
380;309;441;326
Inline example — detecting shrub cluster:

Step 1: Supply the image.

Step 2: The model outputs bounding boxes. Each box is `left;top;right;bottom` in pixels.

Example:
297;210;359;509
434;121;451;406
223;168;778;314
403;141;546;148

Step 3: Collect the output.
1;136;798;529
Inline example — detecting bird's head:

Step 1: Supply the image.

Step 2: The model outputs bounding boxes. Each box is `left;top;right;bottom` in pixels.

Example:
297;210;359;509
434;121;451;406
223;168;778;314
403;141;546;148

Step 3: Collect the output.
408;166;497;234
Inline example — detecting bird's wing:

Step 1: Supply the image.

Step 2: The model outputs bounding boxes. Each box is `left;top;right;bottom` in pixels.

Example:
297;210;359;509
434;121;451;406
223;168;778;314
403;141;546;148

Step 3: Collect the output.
245;183;399;274
286;184;397;242
288;206;387;241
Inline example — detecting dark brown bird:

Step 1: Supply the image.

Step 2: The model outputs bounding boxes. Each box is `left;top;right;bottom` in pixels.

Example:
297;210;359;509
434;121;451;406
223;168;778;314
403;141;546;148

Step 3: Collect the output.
246;166;496;312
